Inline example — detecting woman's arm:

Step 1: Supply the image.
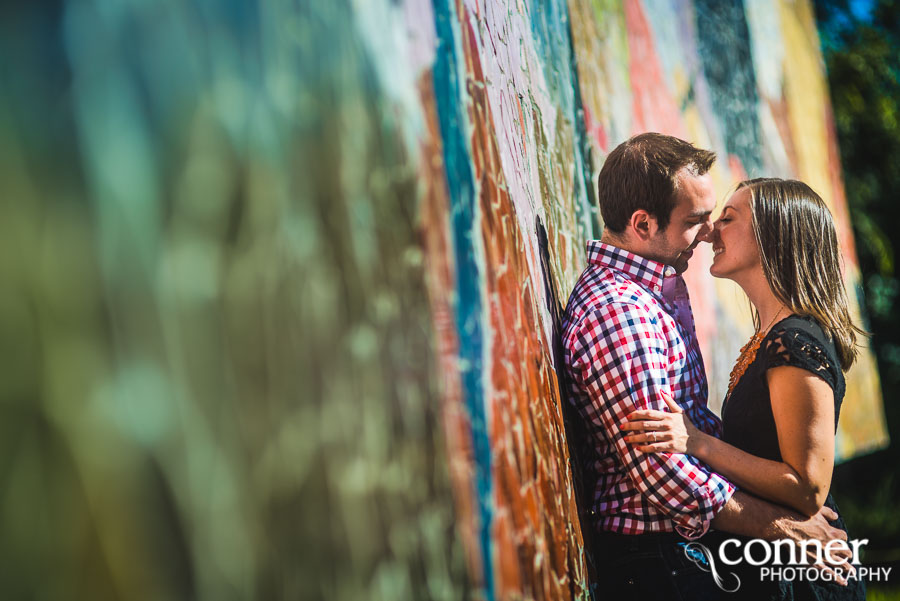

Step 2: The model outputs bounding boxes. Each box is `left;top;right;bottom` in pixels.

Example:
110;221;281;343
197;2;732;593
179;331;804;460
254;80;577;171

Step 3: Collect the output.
622;367;835;517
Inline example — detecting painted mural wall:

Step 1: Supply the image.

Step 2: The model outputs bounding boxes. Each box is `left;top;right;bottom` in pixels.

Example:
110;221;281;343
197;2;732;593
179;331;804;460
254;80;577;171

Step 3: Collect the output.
427;0;890;597
0;1;888;601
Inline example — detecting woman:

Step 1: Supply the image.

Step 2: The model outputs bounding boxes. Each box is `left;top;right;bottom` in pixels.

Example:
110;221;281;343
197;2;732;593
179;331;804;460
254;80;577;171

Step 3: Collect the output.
622;178;866;600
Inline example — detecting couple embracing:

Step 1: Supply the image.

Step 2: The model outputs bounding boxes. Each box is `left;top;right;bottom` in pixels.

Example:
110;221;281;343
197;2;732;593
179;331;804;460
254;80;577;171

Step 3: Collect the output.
562;133;867;600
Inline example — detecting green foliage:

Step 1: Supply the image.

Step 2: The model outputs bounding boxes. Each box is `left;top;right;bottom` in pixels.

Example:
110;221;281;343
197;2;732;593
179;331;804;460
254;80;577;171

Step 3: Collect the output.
821;6;900;275
816;0;900;590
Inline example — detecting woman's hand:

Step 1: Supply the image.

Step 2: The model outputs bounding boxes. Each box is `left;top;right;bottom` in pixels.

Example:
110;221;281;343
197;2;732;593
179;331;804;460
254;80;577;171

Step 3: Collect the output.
620;392;705;456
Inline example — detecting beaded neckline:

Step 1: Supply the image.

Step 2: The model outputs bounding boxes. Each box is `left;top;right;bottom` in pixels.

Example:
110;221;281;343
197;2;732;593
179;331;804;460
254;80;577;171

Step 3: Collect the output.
725;310;794;399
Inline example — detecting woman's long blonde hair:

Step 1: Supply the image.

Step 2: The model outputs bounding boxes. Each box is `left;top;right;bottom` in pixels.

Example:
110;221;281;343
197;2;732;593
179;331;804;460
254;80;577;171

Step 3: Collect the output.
739;178;866;370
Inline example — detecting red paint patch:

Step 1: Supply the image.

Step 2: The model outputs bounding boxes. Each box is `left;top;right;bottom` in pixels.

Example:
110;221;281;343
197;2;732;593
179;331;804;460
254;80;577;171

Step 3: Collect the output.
824;100;859;271
623;0;685;136
582;104;609;151
728;154;748;181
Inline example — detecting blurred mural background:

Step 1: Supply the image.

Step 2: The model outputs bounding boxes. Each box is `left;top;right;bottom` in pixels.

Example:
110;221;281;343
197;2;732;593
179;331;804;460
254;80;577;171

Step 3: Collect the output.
0;0;893;600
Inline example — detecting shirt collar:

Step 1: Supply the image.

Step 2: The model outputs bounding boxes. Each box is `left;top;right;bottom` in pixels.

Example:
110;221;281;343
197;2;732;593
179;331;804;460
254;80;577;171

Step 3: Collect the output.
586;240;676;293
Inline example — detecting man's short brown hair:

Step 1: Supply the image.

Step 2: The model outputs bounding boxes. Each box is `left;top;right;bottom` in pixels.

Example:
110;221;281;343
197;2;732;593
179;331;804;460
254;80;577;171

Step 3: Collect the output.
597;133;716;233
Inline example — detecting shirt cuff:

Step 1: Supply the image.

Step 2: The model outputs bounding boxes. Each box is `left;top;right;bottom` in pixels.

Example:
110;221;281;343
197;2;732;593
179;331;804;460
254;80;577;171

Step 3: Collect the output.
674;472;737;540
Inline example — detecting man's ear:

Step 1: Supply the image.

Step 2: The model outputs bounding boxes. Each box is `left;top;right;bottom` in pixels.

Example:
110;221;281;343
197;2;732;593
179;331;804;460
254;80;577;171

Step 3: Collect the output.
628;210;659;241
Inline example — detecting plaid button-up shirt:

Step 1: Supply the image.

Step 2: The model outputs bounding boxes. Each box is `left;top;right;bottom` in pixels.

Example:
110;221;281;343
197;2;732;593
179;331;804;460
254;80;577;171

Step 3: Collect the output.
562;241;735;540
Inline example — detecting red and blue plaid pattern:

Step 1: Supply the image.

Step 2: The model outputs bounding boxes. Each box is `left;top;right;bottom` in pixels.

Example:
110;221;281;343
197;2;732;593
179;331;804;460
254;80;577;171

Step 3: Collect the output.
562;241;735;540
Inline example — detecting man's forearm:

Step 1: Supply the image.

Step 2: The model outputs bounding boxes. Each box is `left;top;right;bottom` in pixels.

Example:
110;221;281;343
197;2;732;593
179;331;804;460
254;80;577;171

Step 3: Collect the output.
711;491;799;540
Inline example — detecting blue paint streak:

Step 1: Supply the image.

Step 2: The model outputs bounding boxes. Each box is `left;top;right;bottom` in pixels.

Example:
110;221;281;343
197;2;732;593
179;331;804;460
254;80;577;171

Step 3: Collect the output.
562;0;602;240
530;0;599;238
695;0;764;176
431;1;494;599
527;0;571;106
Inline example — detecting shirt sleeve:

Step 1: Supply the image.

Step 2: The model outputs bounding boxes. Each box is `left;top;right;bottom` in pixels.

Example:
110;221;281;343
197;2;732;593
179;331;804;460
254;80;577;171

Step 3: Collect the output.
569;302;736;539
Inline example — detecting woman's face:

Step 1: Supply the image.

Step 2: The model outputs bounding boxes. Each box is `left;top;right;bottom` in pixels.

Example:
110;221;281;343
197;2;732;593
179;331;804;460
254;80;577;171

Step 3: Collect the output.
710;187;762;281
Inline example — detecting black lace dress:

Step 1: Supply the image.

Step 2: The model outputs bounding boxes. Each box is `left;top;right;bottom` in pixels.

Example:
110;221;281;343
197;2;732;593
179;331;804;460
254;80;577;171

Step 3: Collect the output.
717;315;865;600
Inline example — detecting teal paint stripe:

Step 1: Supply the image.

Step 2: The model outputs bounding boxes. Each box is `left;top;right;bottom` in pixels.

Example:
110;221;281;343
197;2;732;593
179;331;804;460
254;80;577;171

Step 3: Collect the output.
431;1;495;599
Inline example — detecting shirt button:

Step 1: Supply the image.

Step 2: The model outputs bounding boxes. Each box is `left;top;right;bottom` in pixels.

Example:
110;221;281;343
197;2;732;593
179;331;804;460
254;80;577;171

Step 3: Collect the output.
653;285;660;292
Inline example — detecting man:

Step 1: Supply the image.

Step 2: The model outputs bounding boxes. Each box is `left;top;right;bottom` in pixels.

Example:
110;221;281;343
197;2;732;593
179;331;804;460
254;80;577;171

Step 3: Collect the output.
562;133;849;599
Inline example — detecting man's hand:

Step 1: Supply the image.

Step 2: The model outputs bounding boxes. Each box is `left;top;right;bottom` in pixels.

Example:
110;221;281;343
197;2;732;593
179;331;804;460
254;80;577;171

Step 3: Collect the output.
775;505;856;585
712;492;857;586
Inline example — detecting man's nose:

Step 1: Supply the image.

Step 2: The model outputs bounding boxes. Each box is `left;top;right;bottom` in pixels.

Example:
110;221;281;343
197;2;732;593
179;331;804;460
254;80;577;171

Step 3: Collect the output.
696;219;714;243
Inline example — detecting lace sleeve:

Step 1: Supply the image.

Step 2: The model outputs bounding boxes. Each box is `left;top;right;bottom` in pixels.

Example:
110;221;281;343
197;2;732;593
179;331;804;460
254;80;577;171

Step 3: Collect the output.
760;326;839;391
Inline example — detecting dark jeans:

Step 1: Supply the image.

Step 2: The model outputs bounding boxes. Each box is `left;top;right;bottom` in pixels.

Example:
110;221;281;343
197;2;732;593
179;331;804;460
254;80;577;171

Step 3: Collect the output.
592;531;732;601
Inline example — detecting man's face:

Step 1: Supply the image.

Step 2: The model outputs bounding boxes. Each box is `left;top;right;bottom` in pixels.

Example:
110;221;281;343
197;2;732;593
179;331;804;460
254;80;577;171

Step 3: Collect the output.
647;171;716;274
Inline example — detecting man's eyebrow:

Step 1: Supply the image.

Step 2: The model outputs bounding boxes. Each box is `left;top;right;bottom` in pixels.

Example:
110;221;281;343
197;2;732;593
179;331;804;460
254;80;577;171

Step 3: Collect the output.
687;209;714;219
